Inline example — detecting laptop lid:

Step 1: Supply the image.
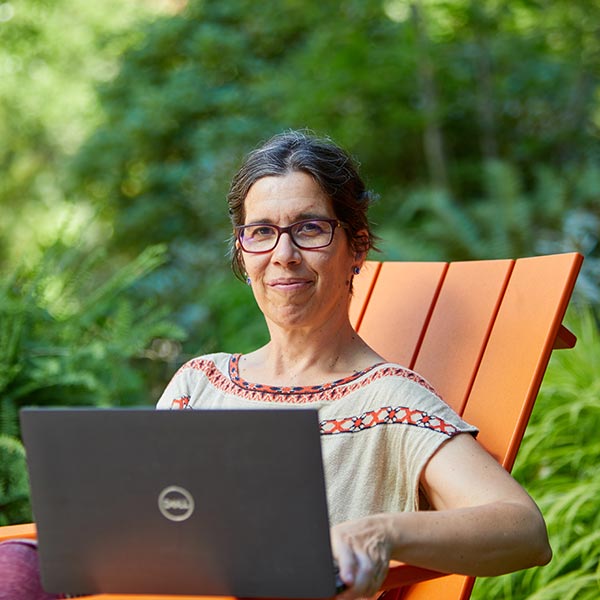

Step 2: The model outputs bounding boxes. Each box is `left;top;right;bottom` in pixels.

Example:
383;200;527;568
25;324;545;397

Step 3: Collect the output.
20;407;338;598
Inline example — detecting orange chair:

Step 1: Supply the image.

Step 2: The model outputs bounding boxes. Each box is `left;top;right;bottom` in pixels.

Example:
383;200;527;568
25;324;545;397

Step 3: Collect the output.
0;252;583;600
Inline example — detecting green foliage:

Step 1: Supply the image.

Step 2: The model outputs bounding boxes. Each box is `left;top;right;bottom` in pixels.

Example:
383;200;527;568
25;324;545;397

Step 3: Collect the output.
72;0;600;210
472;309;600;599
58;0;600;358
190;272;268;358
378;160;600;308
4;0;600;358
0;435;29;526
0;0;168;267
0;241;184;409
0;240;185;523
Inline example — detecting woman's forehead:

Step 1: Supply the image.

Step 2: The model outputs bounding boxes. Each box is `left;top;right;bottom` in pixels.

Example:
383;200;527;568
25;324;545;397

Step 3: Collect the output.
244;172;334;222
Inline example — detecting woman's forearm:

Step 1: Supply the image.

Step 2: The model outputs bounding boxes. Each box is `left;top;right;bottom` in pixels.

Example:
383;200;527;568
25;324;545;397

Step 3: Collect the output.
332;435;552;599
331;500;551;599
373;500;551;577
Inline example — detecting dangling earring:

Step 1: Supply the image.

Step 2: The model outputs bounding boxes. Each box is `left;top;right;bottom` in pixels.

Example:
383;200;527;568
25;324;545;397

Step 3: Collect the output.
352;266;361;275
246;276;252;286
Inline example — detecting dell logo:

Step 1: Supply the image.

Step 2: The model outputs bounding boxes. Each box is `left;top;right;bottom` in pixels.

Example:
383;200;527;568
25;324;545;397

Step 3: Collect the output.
158;485;195;522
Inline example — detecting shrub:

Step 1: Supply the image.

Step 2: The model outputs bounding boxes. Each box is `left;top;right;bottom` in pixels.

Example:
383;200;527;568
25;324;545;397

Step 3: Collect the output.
0;241;184;524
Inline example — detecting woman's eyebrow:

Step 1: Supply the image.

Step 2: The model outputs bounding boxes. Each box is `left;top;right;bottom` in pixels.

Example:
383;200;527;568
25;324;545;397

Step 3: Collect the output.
243;219;275;225
296;212;331;220
244;213;331;225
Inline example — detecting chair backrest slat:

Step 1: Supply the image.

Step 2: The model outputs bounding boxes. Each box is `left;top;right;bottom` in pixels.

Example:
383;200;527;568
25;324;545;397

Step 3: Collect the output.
348;261;381;331
412;259;514;415
463;253;583;468
353;261;448;369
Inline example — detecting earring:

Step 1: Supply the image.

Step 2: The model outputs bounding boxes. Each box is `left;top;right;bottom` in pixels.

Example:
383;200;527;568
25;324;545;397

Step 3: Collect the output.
246;276;252;286
352;266;361;275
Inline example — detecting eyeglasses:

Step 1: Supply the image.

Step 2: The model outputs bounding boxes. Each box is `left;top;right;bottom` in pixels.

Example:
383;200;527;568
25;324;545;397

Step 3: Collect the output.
235;218;347;253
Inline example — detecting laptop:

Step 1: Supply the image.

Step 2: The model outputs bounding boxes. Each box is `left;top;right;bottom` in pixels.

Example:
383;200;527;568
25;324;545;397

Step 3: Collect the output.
20;407;343;598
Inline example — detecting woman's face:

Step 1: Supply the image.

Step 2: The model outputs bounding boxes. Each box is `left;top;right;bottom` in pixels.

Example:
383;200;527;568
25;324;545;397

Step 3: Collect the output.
240;171;361;333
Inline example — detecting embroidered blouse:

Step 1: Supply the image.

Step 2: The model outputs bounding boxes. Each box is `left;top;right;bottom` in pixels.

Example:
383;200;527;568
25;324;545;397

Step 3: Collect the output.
156;352;478;525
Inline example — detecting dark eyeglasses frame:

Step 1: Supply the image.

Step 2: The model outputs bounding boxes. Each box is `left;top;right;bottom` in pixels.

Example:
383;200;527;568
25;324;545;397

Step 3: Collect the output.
235;218;347;254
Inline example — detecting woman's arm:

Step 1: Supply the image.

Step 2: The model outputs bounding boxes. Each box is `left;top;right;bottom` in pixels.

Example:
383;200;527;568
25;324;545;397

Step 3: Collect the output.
331;433;552;599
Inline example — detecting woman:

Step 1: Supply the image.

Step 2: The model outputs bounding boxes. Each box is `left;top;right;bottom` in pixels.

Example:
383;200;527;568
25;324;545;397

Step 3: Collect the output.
158;130;552;599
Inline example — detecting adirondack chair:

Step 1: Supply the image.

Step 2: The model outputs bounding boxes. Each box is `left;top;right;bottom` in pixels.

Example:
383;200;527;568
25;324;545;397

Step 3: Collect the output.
0;252;583;600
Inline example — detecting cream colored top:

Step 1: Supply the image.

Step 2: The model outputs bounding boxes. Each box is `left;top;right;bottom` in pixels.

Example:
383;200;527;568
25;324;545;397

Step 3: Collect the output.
156;353;478;525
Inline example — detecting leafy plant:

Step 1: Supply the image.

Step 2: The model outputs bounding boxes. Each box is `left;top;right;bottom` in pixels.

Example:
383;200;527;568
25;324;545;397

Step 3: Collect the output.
378;160;600;311
0;240;185;524
0;435;29;526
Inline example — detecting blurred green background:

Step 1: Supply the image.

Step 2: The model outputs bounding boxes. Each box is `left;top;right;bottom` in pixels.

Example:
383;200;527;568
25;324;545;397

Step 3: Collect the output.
1;1;599;597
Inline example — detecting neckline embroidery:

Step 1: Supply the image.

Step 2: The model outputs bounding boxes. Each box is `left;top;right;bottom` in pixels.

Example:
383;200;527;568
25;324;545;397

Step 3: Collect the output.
228;353;387;395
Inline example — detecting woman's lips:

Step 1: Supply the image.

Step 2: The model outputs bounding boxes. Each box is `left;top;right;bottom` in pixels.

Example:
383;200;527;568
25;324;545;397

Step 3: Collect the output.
268;278;312;290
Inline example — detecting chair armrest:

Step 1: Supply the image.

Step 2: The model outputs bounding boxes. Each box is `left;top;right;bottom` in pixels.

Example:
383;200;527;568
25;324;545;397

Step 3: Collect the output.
0;522;37;542
381;560;446;589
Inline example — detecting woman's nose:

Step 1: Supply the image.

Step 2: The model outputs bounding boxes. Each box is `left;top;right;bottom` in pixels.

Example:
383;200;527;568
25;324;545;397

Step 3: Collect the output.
271;232;301;264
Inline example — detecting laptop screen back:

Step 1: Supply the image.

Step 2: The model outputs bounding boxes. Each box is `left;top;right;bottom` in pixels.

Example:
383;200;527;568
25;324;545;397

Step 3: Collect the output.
20;408;337;598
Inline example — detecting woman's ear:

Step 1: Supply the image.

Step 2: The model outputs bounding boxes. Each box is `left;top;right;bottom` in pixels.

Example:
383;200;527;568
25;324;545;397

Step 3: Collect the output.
234;239;246;275
353;229;369;267
353;252;365;269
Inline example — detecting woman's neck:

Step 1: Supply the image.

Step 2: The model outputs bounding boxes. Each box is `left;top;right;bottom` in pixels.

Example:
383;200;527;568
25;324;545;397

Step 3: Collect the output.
239;320;383;387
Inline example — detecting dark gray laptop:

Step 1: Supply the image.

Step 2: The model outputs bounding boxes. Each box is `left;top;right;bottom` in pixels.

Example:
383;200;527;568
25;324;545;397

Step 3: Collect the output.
20;408;341;598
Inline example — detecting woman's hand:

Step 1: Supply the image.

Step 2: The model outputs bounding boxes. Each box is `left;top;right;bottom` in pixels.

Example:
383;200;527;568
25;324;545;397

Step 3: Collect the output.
331;514;392;599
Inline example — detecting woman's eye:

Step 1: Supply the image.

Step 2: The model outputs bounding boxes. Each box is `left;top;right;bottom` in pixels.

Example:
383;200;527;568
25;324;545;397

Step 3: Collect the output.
249;226;276;238
298;221;325;235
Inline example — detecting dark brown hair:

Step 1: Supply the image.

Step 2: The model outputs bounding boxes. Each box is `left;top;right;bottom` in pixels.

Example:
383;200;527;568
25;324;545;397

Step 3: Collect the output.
227;130;378;280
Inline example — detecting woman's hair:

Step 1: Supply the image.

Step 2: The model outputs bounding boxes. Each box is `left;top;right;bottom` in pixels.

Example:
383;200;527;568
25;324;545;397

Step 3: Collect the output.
227;130;378;280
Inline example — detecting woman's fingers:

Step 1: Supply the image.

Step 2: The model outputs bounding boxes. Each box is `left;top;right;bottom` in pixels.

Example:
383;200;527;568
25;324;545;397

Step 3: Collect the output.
333;537;358;588
331;516;391;599
336;550;389;599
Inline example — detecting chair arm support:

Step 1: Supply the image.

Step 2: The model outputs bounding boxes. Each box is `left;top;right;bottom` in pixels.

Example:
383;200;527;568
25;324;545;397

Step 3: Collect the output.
553;324;577;349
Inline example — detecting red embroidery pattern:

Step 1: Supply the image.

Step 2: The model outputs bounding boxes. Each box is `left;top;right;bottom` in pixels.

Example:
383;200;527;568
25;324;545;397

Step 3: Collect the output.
320;406;460;438
170;395;191;410
228;354;387;395
168;357;459;437
175;354;442;406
